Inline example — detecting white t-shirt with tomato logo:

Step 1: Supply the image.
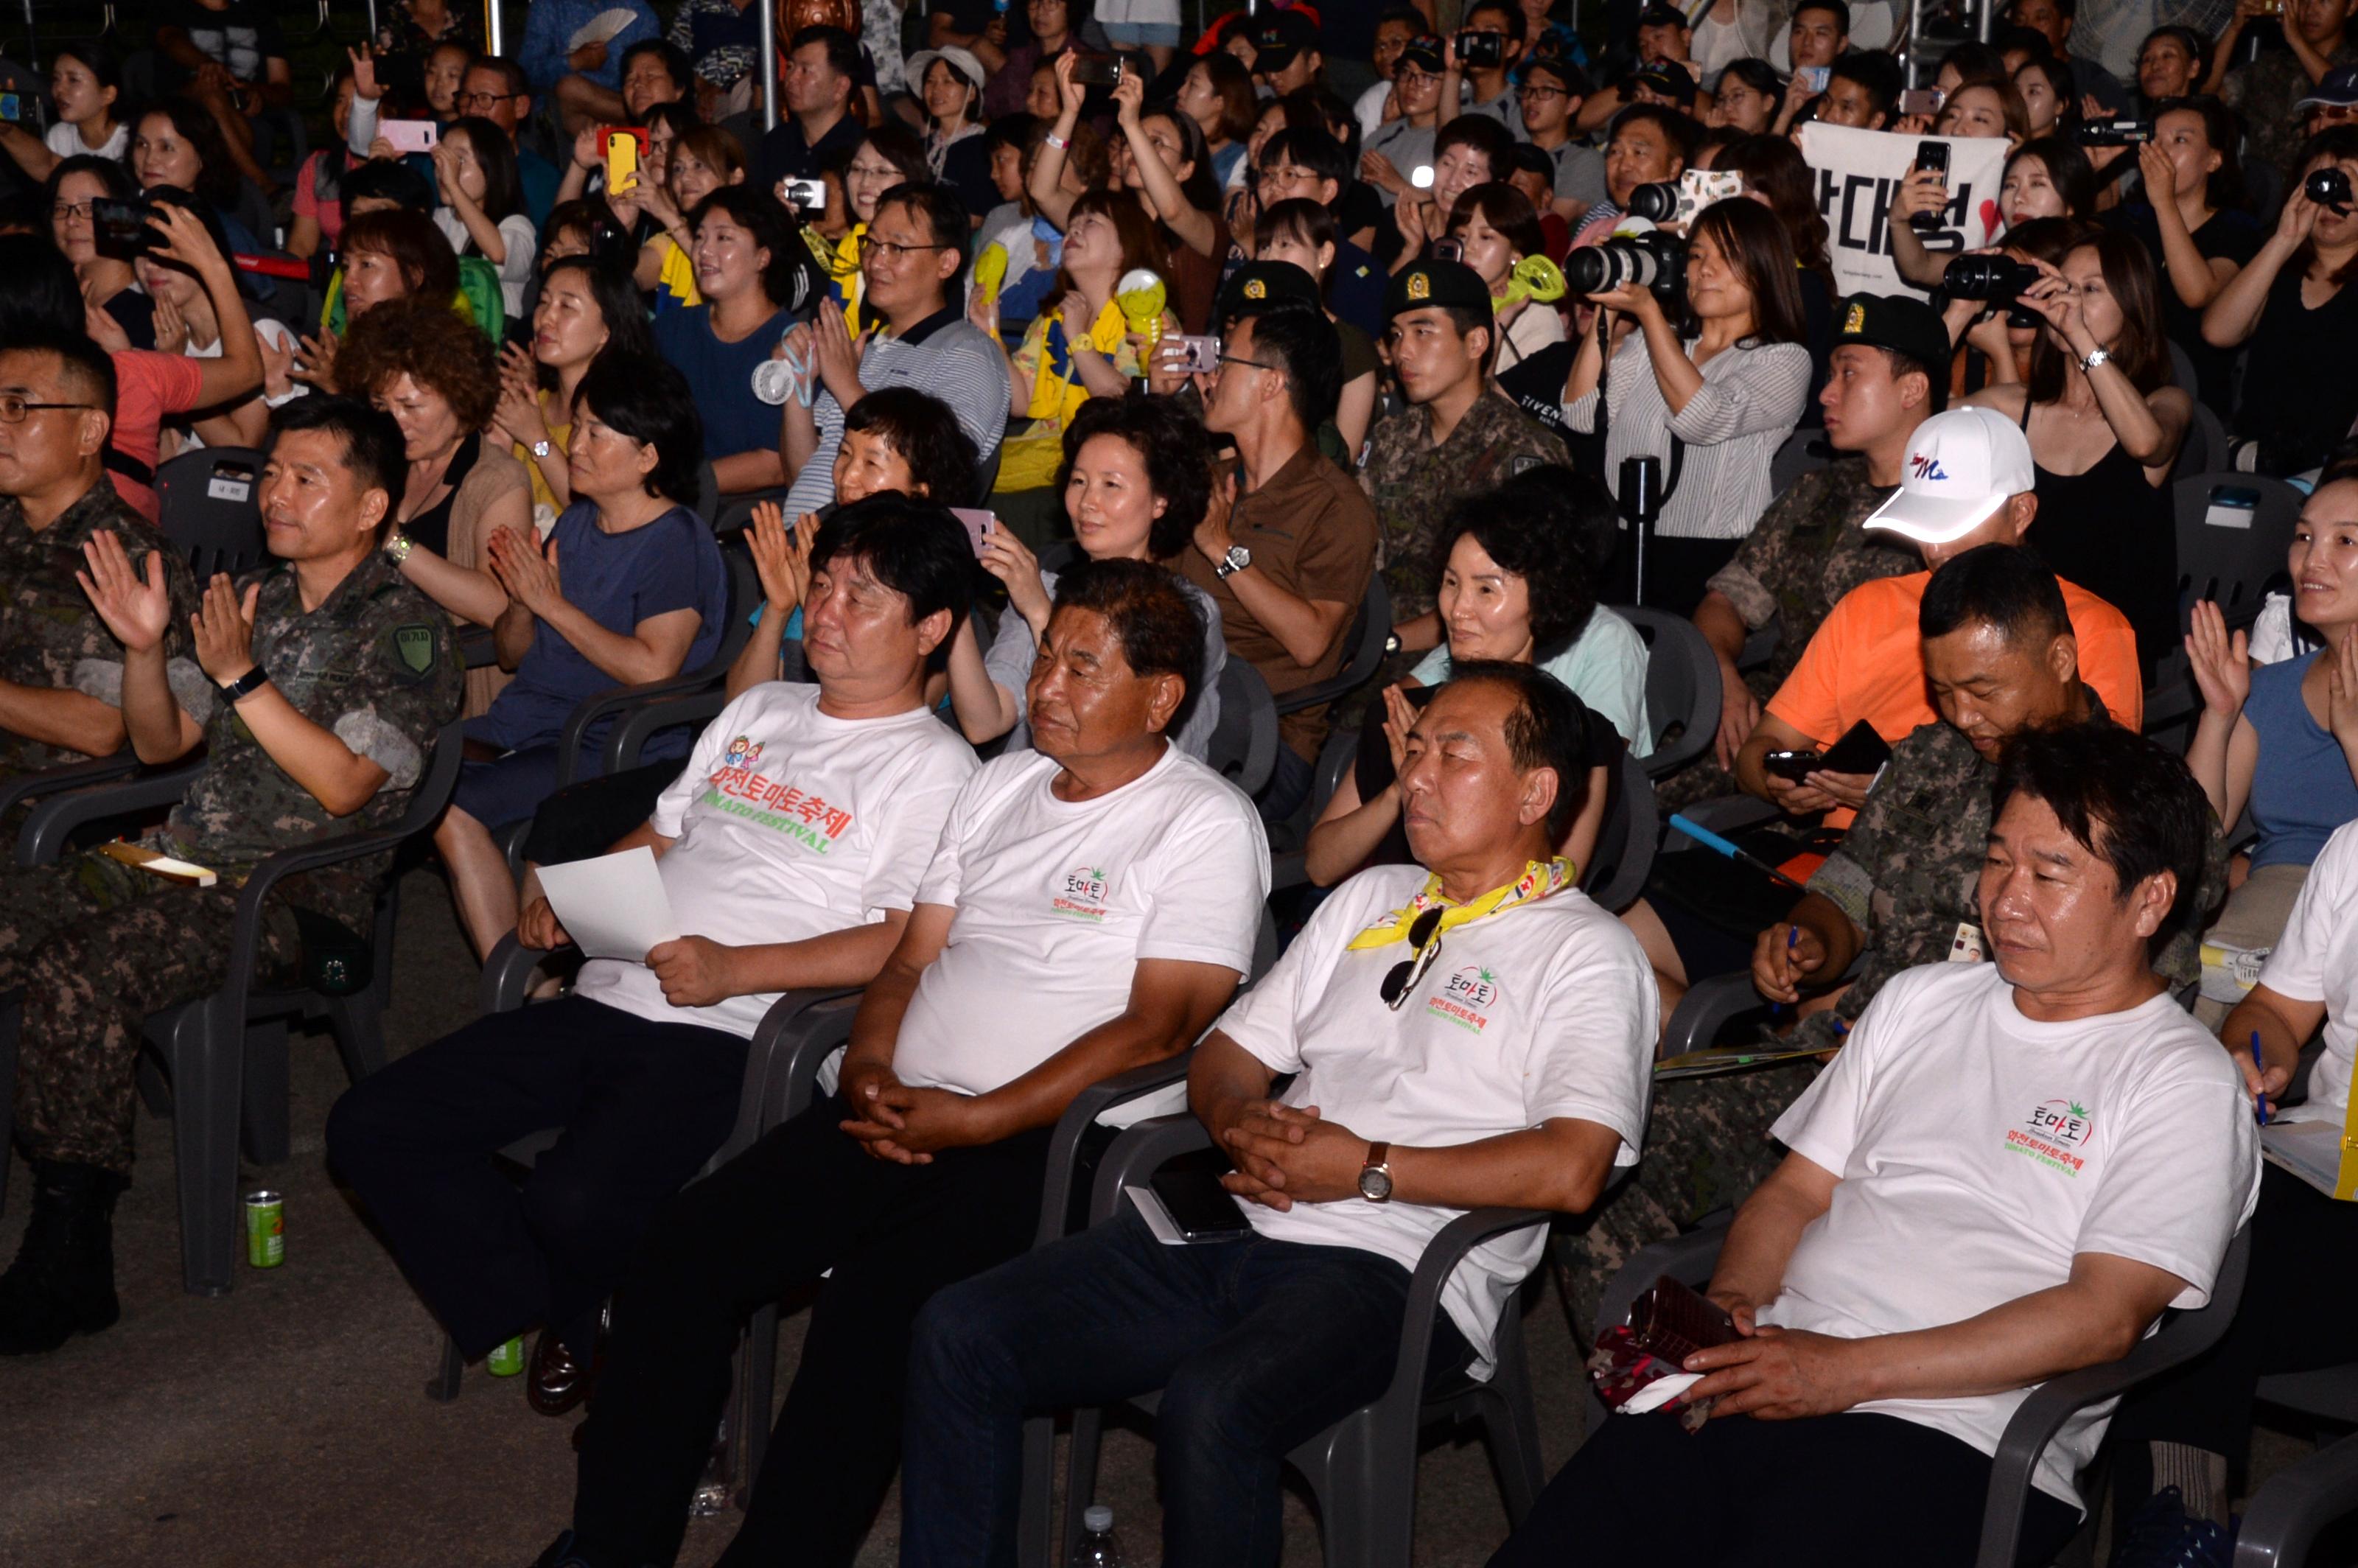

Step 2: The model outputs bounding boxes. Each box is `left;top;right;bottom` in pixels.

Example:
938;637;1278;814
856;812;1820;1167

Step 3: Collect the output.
1763;962;2260;1509
1214;864;1658;1374
889;745;1270;1099
571;682;977;1037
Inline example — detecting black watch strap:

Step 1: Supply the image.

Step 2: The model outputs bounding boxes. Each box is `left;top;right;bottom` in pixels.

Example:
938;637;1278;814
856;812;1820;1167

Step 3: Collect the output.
217;665;270;704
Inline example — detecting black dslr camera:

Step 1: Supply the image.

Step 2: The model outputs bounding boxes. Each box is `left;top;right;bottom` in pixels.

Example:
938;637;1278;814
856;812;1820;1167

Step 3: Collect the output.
2307;167;2354;214
1564;226;1685;304
1944;253;2043;329
2074;117;2154;147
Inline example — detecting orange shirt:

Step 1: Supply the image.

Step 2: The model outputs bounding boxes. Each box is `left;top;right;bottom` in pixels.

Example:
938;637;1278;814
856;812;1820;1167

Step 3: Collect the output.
1766;570;2143;827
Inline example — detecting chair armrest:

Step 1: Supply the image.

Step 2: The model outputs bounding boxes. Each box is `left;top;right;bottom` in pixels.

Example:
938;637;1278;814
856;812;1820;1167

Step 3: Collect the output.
556;671;724;790
1085;1112;1217;1224
751;987;867;1136
1975;1225;2252;1568
1271;667;1368;718
1374;1207;1553;1415
2233;1427;2358;1567
1036;1051;1197;1247
18;759;209;867
456;624;498;670
0;750;141;829
1661;973;1771;1057
610;688;732;773
1661;793;1779;851
479;932;551;1015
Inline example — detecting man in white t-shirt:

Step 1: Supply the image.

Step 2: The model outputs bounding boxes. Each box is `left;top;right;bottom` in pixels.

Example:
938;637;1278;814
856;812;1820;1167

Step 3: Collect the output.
2104;813;2358;1559
327;499;978;1413
542;560;1269;1568
1492;723;2259;1568
898;661;1656;1568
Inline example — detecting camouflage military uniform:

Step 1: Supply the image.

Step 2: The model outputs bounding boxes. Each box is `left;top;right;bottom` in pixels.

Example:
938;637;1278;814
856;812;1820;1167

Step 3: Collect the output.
0;481;207;774
1360;393;1561;685
1659;457;1917;810
0;551;461;1175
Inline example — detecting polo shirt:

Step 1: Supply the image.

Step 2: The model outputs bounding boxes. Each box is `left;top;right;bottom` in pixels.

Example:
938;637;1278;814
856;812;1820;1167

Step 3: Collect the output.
780;303;1012;516
1178;441;1379;762
759;109;868;194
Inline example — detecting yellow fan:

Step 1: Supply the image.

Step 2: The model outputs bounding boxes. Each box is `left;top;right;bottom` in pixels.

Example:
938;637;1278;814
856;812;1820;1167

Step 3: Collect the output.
1498;253;1568;310
972;241;1009;304
1116;267;1168;352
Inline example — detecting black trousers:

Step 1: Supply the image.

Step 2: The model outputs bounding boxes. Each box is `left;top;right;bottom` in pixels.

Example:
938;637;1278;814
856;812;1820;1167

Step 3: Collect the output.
1488;1408;2079;1568
325;995;747;1359
2110;1164;2358;1483
569;1096;1053;1568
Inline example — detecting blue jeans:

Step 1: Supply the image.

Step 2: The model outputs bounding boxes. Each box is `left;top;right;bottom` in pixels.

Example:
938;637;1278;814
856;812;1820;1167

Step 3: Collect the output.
900;1207;1474;1568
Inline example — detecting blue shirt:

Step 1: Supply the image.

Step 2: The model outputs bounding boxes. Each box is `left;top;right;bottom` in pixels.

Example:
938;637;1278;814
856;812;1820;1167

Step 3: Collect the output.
478;502;727;753
652;300;793;463
518;147;560;228
2247;651;2358;870
517;0;658;94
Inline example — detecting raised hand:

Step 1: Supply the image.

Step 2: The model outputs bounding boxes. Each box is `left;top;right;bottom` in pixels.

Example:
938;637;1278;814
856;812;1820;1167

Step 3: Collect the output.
190;574;259;685
147;200;227;276
1052;49;1088;119
294;331;340;392
486;526;563;616
77;530;175;654
349;43;382;102
1381;683;1418;777
977;519;1048;628
746;502;817;613
2184;600;2251;718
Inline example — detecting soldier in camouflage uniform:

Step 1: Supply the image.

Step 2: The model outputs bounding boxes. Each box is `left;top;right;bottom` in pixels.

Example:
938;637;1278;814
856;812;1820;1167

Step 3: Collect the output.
1663;294;1942;811
1556;547;2227;1371
0;399;461;1355
1359;259;1562;689
0;339;209;785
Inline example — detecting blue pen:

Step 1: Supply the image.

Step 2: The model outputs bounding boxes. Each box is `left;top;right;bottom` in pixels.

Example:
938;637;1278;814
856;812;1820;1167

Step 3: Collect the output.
2251;1030;2271;1125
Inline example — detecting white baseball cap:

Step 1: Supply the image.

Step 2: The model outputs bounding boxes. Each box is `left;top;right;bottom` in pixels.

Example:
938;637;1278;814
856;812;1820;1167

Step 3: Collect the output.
1862;405;2038;545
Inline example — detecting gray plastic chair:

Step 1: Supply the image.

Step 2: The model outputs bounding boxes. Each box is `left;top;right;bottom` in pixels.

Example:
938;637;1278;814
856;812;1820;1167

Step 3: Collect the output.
2233;1424;2358;1567
2145;472;2308;741
1273;573;1392;721
1769;428;1832;497
0;720;466;1291
1208;657;1278;799
155;446;270;581
1040;1109;1550;1568
1583;746;1659;915
1589;1214;2253;1568
1615;605;1723;780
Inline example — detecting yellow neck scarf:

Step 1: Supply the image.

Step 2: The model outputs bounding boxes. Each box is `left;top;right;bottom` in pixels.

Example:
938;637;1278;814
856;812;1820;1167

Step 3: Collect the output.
1346;858;1575;951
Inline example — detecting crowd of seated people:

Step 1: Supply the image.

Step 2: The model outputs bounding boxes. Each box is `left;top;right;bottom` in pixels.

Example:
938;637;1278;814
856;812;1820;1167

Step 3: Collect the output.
7;2;2358;1563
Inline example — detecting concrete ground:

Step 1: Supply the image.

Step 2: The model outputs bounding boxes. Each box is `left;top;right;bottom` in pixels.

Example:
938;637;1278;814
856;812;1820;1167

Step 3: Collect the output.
0;867;2331;1567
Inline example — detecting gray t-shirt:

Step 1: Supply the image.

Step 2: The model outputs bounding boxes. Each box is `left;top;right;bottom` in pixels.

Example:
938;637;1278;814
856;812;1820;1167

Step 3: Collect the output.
1547;140;1608;210
1362;121;1438;206
984;570;1225;760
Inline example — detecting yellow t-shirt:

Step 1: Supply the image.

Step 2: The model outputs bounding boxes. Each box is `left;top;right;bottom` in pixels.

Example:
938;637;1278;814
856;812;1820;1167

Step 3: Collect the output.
654;235;702;308
511;392;574;532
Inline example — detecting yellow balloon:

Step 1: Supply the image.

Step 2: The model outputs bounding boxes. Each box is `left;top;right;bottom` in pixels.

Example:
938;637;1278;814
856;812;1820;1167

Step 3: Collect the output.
1116;267;1168;351
972;241;1008;303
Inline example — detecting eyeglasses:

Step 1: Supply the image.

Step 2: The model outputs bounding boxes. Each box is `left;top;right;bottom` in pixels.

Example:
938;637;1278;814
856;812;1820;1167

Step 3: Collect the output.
1217;352;1281;372
1377;906;1447;1010
50;200;93;220
857;234;952;260
1521;83;1570;101
455;89;521;111
0;396;94;423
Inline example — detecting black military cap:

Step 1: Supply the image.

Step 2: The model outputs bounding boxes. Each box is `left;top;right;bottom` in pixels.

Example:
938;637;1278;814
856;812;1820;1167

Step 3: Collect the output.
1384;257;1492;322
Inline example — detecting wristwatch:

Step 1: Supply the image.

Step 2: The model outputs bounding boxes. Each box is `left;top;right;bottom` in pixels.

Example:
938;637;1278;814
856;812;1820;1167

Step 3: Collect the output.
1357;1142;1394;1204
529;439;553;460
217;665;270;706
1214;543;1252;580
383;531;414;565
2079;347;2112;375
1384;631;1403;655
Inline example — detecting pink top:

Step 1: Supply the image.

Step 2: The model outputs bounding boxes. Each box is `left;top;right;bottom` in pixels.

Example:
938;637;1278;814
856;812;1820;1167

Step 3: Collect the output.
108;351;209;521
293;150;345;250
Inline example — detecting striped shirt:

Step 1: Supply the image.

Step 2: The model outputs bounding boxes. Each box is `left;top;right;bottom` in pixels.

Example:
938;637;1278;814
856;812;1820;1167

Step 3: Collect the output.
1564;335;1811;541
783;304;1012;518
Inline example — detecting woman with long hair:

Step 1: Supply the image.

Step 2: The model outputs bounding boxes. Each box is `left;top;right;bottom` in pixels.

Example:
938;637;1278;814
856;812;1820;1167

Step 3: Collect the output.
1445;181;1564;371
617;122;747;307
1563;198;1813;610
2013;53;2079;139
1718;133;1837;408
46;155;154;349
1177;51;1258;189
0;41;124;182
432;116;536;319
651;185;816;494
1964;229;2191;673
130;94;271;258
494;255;660;524
2116;95;2258;416
1892;136;2093;288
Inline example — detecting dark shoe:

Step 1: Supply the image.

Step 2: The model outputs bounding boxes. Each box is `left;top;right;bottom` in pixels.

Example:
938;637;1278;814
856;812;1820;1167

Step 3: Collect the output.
529;1530;589;1568
0;1159;126;1355
527;1327;595;1415
2110;1486;2233;1568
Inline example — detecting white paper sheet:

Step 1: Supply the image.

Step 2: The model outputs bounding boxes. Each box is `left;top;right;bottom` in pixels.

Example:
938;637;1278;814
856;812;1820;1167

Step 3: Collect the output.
536;845;679;962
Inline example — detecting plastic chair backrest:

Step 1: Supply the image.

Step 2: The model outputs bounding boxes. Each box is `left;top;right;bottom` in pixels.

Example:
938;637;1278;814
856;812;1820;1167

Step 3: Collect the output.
693;461;720;526
2175;400;2228;485
1207;657;1278;798
155;446;269;581
973;441;1004;505
2174;472;2305;629
1582;746;1659;914
1330;573;1391;694
1769;427;1830;497
2168;338;2198;402
1614;604;1721;777
702;542;760;676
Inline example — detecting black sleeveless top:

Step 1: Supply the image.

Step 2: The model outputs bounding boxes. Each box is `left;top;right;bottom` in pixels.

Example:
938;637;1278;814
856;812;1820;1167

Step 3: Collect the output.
400;432;480;560
2016;396;2178;678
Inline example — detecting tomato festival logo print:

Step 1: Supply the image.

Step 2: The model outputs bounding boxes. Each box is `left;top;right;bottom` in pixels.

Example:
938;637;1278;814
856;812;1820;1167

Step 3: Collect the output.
1428;965;1499;1032
699;745;850;853
1053;866;1113;923
2005;1098;2093;1177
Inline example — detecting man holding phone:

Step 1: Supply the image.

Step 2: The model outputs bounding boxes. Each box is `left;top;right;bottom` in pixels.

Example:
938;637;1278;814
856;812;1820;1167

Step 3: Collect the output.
900;663;1656;1568
758;24;867;196
1438;0;1530;139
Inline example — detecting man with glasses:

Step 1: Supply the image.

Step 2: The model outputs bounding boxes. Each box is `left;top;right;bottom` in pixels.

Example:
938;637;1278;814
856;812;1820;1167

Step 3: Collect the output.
1361;33;1447;210
517;0;660;138
777;183;1010;517
758;24;868;196
1519;53;1606;226
0;396;461;1355
459;56;561;224
1175;264;1377;821
0;335;206;794
533;561;1268;1568
898;659;1655;1568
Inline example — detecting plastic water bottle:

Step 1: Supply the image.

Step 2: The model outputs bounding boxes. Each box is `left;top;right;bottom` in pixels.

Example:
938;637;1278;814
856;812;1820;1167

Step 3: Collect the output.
1068;1505;1128;1567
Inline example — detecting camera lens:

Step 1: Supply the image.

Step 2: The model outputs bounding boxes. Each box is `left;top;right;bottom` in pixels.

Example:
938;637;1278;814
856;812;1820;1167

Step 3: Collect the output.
2306;167;2354;209
1942;254;2034;301
1625;181;1680;223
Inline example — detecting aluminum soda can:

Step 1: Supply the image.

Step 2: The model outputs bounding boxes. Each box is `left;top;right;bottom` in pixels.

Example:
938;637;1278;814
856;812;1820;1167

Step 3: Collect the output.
244;1189;284;1268
487;1337;526;1376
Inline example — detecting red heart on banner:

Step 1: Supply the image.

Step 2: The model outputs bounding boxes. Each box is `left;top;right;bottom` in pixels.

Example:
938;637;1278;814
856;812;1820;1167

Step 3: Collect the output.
1979;197;2001;238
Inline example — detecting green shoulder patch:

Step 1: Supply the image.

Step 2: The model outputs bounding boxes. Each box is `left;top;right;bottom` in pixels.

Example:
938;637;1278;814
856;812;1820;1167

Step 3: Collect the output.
393;623;438;676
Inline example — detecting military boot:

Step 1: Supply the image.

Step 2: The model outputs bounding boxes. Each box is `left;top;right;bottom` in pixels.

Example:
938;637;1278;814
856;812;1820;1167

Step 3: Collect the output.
0;1158;127;1354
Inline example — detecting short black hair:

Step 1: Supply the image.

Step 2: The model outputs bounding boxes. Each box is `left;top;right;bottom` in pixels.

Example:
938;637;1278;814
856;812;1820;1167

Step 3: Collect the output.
1434;478;1601;650
1235;303;1343;431
690;185;822;312
808;492;977;633
1434;111;1517;175
1465;0;1528;41
1607;101;1700;166
465;53;531;101
1919;542;2073;648
1048;558;1209;735
1992;723;2215;954
842;386;982;505
1498;461;1619;579
1878;346;1951;413
1056;395;1215;561
790;24;863;85
985;112;1035;155
342;157;437;212
573;353;705;505
0;234;83;338
1995;23;2057;58
1828;52;1903;120
1790;0;1851;29
874;181;972;294
1259;125;1350;188
270;396;407;527
4;329;116;424
1441;659;1595;839
620;38;693;92
1503;141;1556;183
